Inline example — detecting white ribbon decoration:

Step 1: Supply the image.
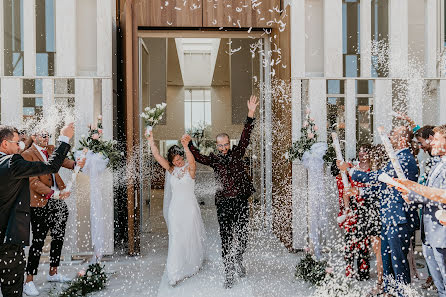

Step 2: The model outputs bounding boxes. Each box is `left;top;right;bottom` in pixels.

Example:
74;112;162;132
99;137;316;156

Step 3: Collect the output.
78;150;109;260
302;142;328;259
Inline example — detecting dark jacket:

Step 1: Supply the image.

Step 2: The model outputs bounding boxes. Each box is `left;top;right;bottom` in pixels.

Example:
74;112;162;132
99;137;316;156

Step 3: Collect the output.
0;142;71;245
188;117;256;201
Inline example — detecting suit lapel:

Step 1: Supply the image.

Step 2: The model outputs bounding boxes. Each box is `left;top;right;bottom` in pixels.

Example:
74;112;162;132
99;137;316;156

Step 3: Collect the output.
430;162;445;186
30;145;45;162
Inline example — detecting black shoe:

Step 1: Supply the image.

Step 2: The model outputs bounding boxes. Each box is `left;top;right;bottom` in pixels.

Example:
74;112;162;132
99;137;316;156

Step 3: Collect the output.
236;262;246;278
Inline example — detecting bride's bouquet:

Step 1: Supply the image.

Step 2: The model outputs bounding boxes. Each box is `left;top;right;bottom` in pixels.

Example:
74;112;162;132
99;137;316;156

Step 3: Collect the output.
140;103;167;134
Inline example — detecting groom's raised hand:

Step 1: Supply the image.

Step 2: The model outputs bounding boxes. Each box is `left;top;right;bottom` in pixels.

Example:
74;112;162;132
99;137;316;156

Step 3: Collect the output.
247;95;259;118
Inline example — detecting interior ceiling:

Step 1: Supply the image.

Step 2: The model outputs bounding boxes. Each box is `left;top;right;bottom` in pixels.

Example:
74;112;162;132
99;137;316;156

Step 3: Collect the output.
167;38;183;86
212;38;230;86
166;38;230;87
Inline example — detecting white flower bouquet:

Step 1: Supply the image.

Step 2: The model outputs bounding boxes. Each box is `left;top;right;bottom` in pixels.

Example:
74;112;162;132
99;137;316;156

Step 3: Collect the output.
140;103;167;134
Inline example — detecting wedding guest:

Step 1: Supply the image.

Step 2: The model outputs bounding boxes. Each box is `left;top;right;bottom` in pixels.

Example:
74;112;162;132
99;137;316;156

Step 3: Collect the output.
397;124;446;297
332;158;370;281
337;126;419;296
21;131;86;296
0;124;74;297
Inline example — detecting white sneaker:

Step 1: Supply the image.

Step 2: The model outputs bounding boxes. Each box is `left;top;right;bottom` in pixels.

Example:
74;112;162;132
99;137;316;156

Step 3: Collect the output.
23;281;39;296
47;273;72;283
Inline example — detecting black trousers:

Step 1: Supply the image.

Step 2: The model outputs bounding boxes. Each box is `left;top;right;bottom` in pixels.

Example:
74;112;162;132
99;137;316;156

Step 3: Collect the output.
216;196;249;273
26;199;69;275
0;244;26;297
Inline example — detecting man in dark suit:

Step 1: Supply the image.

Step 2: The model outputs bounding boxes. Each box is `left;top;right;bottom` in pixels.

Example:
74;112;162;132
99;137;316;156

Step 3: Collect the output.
183;95;258;289
338;126;419;296
0;123;74;297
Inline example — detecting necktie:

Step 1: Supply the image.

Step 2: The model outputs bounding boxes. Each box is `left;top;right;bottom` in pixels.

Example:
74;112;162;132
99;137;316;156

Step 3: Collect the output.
42;149;49;160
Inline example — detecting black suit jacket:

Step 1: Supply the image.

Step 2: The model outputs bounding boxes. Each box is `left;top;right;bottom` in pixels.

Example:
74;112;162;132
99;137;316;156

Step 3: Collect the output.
0;142;71;245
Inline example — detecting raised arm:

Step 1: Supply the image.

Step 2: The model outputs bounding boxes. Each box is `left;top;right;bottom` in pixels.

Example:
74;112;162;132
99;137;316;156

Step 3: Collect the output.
10;124;74;179
336;159;381;184
181;137;196;179
146;131;172;173
183;134;213;166
233;95;258;158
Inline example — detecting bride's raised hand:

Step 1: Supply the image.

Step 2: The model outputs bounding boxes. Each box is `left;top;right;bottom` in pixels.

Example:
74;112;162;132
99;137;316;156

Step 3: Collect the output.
145;131;154;142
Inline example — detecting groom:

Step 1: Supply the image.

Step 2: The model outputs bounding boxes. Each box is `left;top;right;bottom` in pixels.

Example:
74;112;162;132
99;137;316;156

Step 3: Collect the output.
183;95;258;289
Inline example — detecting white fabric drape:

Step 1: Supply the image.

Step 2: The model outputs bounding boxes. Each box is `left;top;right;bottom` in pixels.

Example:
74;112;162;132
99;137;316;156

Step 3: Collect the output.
301;142;328;260
78;150;109;260
163;169;172;225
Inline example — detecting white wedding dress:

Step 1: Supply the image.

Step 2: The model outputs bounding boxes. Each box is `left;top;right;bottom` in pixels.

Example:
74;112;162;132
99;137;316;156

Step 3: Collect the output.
164;164;206;285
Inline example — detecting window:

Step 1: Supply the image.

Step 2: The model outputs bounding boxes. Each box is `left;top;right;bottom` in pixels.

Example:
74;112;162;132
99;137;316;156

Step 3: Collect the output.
3;0;24;76
356;80;374;144
36;0;55;76
327;80;346;144
342;0;360;77
184;88;211;131
54;79;75;144
23;79;43;121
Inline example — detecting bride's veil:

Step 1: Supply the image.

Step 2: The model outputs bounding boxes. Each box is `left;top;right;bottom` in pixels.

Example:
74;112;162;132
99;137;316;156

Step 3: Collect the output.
163;169;172;225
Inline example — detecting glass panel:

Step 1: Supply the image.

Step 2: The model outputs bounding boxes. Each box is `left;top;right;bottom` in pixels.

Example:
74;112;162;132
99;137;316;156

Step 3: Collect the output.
23;97;43;121
327;80;345;94
357;97;373;144
4;0;24;76
327;97;346;143
36;0;55;76
344;55;359;77
54;79;75;94
184;101;192;131
23;79;43;94
204;89;211;101
205;101;212;125
191;89;204;101
191;101;205;129
356;80;373;94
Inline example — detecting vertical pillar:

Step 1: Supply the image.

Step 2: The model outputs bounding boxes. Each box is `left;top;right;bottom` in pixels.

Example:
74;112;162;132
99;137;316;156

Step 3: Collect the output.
24;0;36;76
0;0;4;76
56;0;77;76
323;0;343;77
424;0;437;78
97;0;112;77
42;79;55;139
309;79;327;141
407;79;423;126
291;0;305;79
360;0;372;77
2;78;22;126
439;80;446;124
101;78;113;140
388;0;408;77
373;79;392;143
345;79;356;160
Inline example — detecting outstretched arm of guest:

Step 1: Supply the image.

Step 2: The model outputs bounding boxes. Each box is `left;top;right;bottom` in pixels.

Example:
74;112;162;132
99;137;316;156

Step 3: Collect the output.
183;134;212;166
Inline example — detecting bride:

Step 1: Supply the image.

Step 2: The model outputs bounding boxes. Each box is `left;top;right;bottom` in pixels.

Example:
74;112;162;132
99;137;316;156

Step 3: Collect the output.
146;131;206;286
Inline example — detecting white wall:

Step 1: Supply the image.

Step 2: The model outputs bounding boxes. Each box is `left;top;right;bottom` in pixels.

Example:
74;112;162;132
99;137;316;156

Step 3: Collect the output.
77;0;98;76
305;0;324;77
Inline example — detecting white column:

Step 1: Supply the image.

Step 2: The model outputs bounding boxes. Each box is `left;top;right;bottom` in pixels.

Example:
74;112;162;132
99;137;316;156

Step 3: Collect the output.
373;79;392;143
360;0;372;77
424;0;437;78
439;80;446;124
309;79;327;141
23;0;36;76
42;79;55;140
291;0;305;78
388;0;408;77
75;79;95;143
407;79;423;126
1;78;22;126
0;0;4;76
292;80;302;141
292;160;308;249
345;79;356;160
101;78;113;140
56;0;77;76
323;0;343;77
97;0;113;77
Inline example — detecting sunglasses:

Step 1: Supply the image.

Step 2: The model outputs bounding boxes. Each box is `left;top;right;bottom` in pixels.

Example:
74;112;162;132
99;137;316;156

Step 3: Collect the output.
216;143;230;149
39;134;50;139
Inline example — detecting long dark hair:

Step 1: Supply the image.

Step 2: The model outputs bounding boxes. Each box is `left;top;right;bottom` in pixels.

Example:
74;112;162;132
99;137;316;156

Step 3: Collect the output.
167;145;184;166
